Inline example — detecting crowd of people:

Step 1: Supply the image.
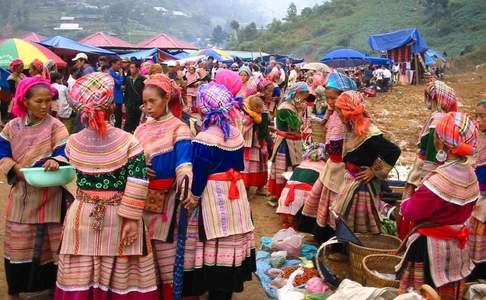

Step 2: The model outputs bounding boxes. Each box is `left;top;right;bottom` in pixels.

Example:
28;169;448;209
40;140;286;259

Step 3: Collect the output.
0;51;484;300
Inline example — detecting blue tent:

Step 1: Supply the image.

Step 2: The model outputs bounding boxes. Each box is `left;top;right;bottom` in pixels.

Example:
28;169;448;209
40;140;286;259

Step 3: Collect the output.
424;49;446;65
320;48;368;67
366;56;393;65
368;28;428;54
224;50;270;62
120;48;159;60
0;67;10;90
260;54;304;64
39;36;115;55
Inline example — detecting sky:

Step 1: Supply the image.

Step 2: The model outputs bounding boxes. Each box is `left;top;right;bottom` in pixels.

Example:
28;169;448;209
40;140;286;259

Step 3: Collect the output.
244;0;325;19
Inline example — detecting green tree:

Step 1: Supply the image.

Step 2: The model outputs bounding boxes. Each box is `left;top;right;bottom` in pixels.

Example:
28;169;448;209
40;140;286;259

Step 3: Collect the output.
301;7;313;17
230;20;240;39
211;25;227;46
287;2;297;20
240;22;258;41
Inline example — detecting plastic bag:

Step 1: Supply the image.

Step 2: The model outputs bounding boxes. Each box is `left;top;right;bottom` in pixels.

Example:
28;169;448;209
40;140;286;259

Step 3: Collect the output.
277;268;305;300
272;228;303;257
271;251;287;268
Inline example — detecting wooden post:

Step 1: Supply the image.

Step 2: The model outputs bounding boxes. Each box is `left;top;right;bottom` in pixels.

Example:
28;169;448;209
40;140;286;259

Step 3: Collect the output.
414;53;419;85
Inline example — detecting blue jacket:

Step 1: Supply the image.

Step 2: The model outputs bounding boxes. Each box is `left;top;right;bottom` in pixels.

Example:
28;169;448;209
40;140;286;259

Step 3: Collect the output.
109;68;124;104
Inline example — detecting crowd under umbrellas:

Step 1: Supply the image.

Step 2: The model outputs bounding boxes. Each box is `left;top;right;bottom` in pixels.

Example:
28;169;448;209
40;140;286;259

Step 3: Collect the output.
0;29;483;300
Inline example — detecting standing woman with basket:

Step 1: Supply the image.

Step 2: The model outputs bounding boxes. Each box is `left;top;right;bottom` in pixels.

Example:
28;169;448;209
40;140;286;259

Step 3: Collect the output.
134;74;195;299
1;77;69;300
397;112;478;300
298;72;357;243
332;90;401;234
183;82;256;300
54;73;159;299
268;82;309;201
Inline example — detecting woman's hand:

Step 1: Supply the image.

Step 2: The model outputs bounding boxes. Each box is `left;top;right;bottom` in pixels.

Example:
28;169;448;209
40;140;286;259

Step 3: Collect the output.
356;166;374;183
183;195;199;210
120;218;138;247
43;159;59;172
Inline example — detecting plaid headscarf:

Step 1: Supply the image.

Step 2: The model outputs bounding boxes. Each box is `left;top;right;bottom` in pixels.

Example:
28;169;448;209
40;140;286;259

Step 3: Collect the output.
435;112;478;157
30;59;50;80
425;80;457;113
335;90;370;136
326;72;357;92
70;72;114;138
284;82;309;103
12;77;55;118
197;82;237;140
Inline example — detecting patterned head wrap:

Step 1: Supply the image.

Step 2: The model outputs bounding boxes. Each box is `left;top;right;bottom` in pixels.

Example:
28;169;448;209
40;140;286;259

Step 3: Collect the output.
9;59;23;72
70;72;114;138
30;59;50;80
239;65;252;77
335;91;370;136
284;82;310;103
214;69;243;97
326;72;357;92
256;76;273;93
145;73;181;101
311;72;325;90
197;83;237;141
303;143;327;161
12;77;55;118
435;112;478;157
425;80;457;113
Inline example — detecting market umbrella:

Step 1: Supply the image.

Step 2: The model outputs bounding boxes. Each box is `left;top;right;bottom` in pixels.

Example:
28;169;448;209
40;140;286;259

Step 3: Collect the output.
0;38;67;69
301;62;331;73
192;48;233;62
320;48;369;68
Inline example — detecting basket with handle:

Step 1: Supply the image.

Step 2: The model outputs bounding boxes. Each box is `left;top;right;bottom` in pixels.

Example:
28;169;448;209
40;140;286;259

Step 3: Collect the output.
362;254;402;288
348;234;401;284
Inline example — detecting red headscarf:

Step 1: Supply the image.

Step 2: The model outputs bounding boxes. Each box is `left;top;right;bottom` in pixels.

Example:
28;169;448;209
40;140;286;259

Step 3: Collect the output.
144;74;183;118
30;59;50;80
335;91;370;136
9;59;23;72
435;112;478;156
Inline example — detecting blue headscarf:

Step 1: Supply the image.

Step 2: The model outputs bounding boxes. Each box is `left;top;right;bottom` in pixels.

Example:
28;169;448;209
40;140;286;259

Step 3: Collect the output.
284;82;310;102
326;72;357;92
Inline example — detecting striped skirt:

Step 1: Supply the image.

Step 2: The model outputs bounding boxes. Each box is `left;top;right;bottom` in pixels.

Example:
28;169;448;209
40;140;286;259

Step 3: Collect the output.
4;221;62;295
469;217;486;263
241;146;268;188
54;253;159;300
268;142;291;199
182;209;256;296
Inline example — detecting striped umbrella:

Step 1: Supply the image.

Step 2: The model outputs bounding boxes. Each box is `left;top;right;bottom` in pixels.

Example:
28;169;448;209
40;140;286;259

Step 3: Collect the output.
0;38;67;69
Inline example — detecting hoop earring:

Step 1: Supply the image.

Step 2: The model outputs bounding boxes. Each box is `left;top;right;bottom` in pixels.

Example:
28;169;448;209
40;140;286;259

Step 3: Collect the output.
436;149;447;162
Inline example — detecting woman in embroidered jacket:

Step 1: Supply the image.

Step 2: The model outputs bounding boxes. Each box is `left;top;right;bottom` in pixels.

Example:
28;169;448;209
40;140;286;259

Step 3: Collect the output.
0;77;69;300
404;80;457;198
332;91;401;234
54;73;159;299
469;99;486;280
268;82;309;200
134;74;194;299
298;72;357;243
396;112;479;300
184;82;256;300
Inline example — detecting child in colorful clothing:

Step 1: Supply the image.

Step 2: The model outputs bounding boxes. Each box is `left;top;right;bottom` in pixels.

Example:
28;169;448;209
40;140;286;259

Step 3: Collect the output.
1;77;69;300
397;112;478;300
277;143;326;229
134;74;195;299
55;73;159;299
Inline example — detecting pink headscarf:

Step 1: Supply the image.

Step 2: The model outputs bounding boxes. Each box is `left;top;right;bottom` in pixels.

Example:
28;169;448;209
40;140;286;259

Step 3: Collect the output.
214;69;243;97
30;59;50;80
9;59;24;72
311;72;325;90
12;77;55;118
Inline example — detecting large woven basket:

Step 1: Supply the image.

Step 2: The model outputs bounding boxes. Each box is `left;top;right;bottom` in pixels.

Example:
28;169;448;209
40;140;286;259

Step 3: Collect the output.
363;254;402;288
311;119;326;143
348;234;401;283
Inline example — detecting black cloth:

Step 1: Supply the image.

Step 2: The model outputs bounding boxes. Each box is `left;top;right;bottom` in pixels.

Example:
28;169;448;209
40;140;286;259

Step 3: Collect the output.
296;209;336;244
5;258;57;295
124;106;142;133
343;134;401;168
123;75;145;110
114;103;123;128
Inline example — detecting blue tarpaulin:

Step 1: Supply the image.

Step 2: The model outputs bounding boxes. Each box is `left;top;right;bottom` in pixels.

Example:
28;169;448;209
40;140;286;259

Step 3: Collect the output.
0;67;10;90
39;36;116;55
424;49;446;65
320;48;369;67
366;56;393;65
368;28;428;54
224;50;270;61
120;48;159;60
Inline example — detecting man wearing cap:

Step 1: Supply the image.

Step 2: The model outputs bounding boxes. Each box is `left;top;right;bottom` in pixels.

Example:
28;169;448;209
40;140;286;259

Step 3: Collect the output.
72;53;94;76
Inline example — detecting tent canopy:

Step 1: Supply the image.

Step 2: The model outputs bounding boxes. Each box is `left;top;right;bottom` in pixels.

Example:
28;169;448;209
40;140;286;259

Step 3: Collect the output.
368;28;428;54
192;48;233;63
136;33;196;50
320;48;368;67
80;32;135;49
424;49;446;65
259;54;304;64
224;50;270;61
39;36;116;55
366;56;393;65
120;48;159;60
16;32;47;43
0;67;10;90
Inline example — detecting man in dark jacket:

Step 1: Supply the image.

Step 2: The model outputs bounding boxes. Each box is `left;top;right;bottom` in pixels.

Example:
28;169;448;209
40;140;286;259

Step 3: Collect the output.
123;61;145;133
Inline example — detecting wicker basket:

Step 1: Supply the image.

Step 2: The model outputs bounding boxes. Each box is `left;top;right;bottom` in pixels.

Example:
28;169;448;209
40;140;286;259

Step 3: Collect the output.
348;234;401;283
362;254;402;288
311;119;326;143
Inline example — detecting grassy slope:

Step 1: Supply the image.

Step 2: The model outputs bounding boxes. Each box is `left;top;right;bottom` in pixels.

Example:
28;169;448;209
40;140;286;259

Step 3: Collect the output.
231;0;486;60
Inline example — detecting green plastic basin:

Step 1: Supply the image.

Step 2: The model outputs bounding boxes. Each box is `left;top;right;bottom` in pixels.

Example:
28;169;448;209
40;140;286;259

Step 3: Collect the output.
20;166;76;188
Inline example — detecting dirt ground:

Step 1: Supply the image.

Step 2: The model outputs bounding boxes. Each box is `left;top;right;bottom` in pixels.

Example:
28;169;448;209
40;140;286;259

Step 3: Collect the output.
0;69;485;299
